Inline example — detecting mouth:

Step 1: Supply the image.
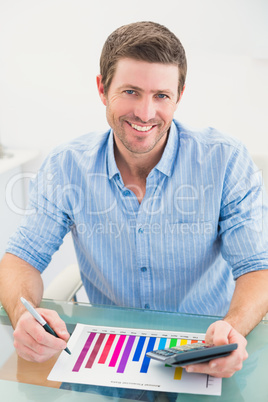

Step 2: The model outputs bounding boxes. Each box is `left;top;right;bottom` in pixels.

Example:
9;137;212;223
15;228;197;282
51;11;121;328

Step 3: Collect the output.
126;121;155;132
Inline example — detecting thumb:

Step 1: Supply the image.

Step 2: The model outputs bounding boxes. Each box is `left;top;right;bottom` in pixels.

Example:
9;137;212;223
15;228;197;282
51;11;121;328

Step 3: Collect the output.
205;320;231;345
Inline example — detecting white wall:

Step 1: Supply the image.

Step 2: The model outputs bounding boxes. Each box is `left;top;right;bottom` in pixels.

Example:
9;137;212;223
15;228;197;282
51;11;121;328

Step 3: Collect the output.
0;0;267;291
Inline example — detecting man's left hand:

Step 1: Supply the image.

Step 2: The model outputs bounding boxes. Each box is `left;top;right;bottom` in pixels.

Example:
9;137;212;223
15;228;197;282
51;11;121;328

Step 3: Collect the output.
184;320;248;378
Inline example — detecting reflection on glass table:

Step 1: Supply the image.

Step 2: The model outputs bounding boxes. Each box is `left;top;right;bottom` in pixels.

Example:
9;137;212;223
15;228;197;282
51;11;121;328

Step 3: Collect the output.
0;299;268;402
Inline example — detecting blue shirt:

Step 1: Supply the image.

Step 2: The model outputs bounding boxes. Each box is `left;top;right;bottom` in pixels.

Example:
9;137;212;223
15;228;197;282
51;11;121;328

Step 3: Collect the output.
7;120;268;316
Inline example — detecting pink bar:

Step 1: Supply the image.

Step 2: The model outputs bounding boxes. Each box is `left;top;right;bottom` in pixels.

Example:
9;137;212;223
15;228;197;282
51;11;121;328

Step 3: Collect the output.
72;332;96;372
98;334;116;364
109;335;126;367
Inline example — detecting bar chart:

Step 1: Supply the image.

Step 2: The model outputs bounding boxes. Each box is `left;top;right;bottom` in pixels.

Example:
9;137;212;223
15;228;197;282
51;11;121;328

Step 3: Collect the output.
48;324;222;396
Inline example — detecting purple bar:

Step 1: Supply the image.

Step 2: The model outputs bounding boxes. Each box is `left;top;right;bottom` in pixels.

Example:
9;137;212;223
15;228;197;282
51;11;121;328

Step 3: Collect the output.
117;336;136;373
72;332;96;372
109;335;126;367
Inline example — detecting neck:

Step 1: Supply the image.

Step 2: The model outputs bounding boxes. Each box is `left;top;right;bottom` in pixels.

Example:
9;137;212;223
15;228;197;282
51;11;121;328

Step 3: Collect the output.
113;131;169;203
113;134;168;180
114;149;157;180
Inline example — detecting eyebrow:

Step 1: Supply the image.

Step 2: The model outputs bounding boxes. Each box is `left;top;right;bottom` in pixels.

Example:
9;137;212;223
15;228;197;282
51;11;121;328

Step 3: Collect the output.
118;84;175;97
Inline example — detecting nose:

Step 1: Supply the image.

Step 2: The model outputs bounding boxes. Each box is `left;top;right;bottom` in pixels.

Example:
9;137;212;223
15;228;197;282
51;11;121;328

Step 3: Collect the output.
133;96;156;123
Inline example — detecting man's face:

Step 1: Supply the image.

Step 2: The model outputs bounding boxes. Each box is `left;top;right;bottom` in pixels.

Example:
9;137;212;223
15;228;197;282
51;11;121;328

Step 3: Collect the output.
97;58;181;156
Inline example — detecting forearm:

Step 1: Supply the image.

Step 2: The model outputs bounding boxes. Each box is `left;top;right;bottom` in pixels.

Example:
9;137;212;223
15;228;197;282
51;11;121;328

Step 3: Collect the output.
187;270;268;377
223;270;268;336
0;253;44;328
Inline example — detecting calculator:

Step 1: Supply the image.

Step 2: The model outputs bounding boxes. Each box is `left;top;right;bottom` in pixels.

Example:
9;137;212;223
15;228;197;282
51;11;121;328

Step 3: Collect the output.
146;343;238;366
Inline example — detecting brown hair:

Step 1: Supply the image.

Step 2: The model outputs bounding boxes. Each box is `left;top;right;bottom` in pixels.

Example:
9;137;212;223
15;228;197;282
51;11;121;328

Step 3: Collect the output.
100;21;187;99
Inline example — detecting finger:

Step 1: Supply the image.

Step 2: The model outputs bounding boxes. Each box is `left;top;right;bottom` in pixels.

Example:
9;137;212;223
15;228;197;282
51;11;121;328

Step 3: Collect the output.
27;321;68;350
15;338;62;363
37;308;70;341
185;348;245;378
216;326;248;362
185;364;235;378
204;322;216;344
15;325;67;362
185;360;236;378
17;310;68;350
15;318;67;353
14;310;68;362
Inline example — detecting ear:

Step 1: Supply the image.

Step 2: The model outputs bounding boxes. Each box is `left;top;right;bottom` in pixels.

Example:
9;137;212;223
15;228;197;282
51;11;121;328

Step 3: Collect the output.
177;85;186;105
96;75;107;106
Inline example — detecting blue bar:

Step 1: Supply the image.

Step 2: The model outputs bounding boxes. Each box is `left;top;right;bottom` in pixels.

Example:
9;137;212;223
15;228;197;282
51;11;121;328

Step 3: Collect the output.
158;338;167;350
140;337;156;373
133;336;146;361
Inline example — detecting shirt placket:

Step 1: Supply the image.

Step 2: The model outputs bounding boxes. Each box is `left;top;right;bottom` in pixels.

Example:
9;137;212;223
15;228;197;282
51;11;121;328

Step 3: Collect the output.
114;171;162;310
135;172;163;310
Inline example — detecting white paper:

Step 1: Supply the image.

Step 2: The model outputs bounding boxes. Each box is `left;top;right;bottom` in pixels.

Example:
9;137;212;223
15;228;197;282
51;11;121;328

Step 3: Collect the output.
48;324;221;396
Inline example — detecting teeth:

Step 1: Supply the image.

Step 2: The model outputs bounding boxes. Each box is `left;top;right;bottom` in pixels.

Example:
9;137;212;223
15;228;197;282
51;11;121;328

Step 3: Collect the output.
130;123;153;132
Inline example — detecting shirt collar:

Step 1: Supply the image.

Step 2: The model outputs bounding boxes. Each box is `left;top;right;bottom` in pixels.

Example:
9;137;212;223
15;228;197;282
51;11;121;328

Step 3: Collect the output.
154;120;179;177
107;129;120;180
107;120;179;180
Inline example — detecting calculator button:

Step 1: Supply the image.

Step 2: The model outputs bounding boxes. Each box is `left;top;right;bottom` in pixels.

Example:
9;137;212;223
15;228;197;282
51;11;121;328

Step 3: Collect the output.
154;350;174;356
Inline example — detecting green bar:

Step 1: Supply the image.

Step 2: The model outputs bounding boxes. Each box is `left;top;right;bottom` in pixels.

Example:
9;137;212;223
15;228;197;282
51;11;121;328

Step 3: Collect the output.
169;338;178;347
165;338;178;366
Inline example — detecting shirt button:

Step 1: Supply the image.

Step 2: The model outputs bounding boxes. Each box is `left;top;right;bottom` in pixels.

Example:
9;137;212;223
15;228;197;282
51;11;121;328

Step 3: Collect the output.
144;304;150;309
141;267;147;272
138;227;144;234
123;190;131;196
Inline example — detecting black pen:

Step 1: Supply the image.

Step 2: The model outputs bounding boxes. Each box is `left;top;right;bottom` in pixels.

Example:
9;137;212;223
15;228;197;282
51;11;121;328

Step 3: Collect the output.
20;296;71;355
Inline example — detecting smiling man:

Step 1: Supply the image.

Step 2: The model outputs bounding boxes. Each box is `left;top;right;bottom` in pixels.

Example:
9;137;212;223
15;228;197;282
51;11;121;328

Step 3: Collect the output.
100;59;179;154
97;58;181;202
0;21;268;381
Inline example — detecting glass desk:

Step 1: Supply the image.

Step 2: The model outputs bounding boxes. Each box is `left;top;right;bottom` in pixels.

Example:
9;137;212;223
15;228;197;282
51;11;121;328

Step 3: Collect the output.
0;299;268;401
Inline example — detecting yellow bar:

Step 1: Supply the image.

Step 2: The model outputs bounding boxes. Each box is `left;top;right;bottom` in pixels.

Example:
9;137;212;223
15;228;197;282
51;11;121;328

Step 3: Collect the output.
174;366;183;380
173;339;188;380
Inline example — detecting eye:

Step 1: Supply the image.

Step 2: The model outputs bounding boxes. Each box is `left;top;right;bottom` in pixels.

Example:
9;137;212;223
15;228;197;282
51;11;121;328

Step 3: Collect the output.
125;90;136;95
156;94;168;99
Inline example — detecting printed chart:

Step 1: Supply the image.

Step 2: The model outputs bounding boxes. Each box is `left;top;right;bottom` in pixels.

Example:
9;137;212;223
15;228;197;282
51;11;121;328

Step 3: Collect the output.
48;324;222;396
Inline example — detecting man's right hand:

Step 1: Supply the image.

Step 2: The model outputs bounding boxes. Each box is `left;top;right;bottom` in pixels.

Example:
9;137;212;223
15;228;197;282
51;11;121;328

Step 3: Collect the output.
13;308;70;363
